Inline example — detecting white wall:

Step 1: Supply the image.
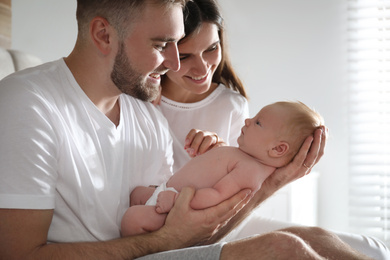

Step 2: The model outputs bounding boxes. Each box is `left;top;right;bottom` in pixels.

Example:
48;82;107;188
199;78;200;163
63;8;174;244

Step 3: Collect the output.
219;0;350;231
12;0;350;232
12;0;77;62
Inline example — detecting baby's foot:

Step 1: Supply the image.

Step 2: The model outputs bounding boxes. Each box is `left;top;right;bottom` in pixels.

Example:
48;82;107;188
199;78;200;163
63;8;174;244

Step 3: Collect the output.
156;191;176;213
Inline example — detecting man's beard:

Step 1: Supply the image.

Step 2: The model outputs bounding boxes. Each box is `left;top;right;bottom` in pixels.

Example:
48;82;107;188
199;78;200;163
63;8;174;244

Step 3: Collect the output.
111;42;160;102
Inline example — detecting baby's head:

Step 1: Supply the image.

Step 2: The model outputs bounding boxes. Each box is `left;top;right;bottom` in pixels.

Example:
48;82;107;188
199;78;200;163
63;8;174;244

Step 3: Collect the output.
237;101;324;167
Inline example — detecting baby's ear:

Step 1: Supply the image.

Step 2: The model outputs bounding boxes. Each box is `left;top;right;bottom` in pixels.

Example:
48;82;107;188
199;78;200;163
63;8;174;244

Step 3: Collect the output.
269;142;289;158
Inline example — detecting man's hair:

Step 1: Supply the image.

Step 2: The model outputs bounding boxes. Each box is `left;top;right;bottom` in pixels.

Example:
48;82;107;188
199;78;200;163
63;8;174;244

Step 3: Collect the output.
76;0;188;40
274;101;324;160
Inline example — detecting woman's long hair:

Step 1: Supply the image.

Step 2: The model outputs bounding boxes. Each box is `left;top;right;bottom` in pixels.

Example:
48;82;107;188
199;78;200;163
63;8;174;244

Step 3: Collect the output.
181;0;248;98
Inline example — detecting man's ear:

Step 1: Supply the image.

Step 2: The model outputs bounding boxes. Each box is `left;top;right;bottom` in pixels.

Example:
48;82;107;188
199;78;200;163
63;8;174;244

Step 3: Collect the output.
269;142;289;158
90;17;113;55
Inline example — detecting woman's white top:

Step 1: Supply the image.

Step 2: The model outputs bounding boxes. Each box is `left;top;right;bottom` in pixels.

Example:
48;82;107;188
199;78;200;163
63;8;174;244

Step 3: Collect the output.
159;83;249;172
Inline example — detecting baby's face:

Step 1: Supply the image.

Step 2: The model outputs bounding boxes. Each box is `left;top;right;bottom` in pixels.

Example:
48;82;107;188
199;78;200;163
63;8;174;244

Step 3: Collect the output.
237;104;286;160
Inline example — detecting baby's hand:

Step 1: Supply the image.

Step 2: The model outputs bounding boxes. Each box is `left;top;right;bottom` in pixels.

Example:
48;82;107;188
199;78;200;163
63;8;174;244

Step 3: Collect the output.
156;190;177;213
185;129;226;157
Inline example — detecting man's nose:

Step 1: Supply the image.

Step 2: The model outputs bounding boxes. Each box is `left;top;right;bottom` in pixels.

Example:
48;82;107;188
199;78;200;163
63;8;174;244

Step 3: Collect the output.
163;43;180;72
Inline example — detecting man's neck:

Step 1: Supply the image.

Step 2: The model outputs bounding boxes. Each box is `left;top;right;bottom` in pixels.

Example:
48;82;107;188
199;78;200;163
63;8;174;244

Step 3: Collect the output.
105;99;121;127
64;52;122;126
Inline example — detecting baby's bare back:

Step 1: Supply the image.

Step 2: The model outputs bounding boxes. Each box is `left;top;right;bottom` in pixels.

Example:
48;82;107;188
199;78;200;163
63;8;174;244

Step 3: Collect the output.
166;146;255;191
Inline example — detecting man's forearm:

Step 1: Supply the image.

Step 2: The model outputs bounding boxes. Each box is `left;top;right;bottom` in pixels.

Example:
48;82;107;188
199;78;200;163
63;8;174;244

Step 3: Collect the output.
203;172;291;244
203;189;266;244
6;230;182;260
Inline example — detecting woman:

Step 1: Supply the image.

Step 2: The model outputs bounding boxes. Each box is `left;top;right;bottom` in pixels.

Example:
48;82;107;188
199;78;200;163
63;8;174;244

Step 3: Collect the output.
156;0;390;259
159;0;248;172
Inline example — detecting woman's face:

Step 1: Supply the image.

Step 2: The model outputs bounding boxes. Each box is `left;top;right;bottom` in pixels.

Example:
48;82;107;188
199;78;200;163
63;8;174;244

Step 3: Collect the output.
164;22;222;101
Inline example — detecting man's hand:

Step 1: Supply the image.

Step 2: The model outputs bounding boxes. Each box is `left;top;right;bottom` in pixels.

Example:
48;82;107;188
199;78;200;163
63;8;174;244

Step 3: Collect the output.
261;126;327;197
184;129;226;157
157;187;252;248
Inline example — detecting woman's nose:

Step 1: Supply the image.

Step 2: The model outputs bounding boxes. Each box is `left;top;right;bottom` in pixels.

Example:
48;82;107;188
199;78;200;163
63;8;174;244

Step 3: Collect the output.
245;118;251;126
193;56;208;75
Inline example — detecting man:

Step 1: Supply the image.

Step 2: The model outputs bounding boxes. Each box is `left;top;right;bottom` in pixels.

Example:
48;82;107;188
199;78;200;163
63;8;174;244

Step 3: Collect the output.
0;0;370;259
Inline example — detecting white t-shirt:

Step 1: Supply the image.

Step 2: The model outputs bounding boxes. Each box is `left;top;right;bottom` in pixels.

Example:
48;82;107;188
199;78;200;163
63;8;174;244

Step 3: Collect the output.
0;59;173;242
159;84;249;172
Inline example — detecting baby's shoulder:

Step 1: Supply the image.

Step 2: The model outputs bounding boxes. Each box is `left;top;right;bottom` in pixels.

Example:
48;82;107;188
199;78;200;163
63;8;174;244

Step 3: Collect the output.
211;147;256;167
212;146;241;155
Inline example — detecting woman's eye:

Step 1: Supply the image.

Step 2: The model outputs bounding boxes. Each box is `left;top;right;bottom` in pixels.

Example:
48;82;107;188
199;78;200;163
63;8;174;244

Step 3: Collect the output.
179;54;189;61
256;121;261;126
207;44;218;52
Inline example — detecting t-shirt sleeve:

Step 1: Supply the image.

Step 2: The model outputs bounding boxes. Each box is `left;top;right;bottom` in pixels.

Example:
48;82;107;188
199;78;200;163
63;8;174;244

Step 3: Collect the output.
0;77;58;209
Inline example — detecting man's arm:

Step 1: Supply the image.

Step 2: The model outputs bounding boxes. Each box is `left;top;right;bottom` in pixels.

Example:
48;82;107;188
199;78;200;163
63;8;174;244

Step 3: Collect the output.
0;187;251;260
162;187;252;247
204;127;327;243
0;208;162;259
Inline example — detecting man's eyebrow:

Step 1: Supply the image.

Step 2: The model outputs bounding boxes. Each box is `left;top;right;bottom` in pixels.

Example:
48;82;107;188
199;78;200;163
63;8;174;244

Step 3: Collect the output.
151;34;186;43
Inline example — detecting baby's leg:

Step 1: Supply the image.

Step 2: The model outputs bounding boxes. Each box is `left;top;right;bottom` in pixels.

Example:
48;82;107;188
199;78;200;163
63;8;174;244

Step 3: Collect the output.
156;190;177;214
121;205;167;236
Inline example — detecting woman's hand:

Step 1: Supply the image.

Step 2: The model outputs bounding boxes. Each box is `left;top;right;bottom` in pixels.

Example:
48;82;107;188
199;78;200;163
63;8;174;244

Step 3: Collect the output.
184;129;226;157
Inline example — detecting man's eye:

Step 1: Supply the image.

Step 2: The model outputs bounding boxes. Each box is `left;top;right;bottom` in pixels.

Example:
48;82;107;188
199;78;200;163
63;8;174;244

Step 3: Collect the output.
155;44;167;52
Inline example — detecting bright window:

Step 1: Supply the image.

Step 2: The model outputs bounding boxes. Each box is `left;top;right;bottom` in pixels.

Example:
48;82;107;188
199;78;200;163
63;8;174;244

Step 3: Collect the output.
348;0;390;246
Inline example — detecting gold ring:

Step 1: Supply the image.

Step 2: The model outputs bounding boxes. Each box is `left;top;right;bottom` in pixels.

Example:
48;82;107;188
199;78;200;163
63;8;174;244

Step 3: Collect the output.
303;163;310;169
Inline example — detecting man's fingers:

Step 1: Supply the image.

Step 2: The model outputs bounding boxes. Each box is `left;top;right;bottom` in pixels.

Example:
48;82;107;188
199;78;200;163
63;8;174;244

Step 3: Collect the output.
303;128;323;165
211;189;252;222
293;134;314;167
292;127;327;177
315;126;328;164
174;187;196;208
164;187;252;247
